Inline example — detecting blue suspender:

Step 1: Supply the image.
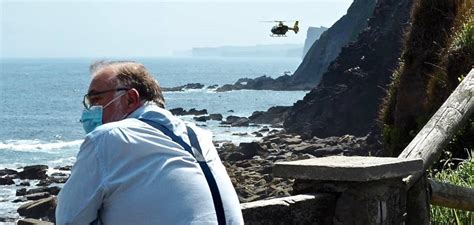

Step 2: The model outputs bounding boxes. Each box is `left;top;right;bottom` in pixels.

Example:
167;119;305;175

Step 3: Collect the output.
138;118;226;225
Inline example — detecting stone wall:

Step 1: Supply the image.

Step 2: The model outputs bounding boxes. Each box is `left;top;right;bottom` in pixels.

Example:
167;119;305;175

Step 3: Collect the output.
241;194;335;225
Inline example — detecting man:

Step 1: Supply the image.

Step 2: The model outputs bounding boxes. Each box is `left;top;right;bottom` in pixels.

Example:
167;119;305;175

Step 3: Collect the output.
56;61;244;225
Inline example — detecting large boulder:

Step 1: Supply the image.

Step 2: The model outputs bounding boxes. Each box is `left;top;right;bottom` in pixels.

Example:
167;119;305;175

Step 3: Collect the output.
225;142;264;162
249;106;291;126
170;108;207;116
17;196;56;222
188;108;207;115
17;218;54;225
209;113;223;121
26;186;61;196
232;118;250;127
194;115;210;122
224;116;245;124
17;188;27;196
0;168;18;176
18;165;48;180
169;107;186;115
0;176;14;185
162;83;205;92
223;116;250;127
226;152;248;162
25;192;51;201
238;142;264;159
194;114;223;122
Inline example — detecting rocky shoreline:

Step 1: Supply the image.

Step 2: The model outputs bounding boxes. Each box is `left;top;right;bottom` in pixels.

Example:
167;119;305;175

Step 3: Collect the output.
168;106;289;128
160;78;311;93
0;127;381;223
0;106;382;223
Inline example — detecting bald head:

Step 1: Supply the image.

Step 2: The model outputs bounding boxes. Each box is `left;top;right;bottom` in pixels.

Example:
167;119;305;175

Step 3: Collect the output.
89;67;120;93
90;60;165;108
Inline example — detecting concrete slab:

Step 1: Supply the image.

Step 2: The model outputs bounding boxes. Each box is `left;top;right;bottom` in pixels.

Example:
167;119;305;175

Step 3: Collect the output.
241;194;335;225
274;156;423;182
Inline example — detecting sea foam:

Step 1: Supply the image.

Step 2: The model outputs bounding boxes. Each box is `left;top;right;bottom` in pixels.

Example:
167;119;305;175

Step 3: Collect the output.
0;139;83;152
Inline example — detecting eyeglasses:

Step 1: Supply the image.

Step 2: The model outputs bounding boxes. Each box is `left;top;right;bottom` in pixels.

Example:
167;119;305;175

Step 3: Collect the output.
83;88;129;109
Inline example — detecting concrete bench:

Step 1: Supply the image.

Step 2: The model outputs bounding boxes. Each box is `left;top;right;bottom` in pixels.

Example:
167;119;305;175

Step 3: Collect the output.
274;156;423;225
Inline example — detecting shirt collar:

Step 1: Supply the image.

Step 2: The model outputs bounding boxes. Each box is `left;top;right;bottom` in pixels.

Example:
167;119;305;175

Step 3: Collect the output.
127;102;188;139
127;102;157;119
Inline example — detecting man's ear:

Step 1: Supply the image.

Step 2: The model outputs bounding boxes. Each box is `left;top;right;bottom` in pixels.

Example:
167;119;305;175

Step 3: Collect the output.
126;88;141;110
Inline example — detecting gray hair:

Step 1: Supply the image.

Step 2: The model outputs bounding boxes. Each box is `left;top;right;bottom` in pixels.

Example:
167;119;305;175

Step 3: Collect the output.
90;60;165;108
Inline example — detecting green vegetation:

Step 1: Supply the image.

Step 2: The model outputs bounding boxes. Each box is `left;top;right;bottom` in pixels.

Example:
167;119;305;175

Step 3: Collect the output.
430;152;473;224
427;11;474;112
378;2;473;222
451;15;474;53
379;63;402;156
380;0;473;159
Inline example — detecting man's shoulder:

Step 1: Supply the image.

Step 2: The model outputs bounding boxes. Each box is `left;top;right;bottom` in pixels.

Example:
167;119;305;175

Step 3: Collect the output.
86;118;142;140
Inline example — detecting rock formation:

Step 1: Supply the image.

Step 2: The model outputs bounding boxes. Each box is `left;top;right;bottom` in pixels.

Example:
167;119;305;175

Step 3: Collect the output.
284;0;414;139
162;83;205;92
291;0;377;89
302;26;327;58
215;0;377;91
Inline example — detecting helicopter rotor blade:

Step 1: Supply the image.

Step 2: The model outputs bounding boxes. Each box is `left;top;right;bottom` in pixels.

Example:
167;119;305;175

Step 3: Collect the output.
259;20;291;23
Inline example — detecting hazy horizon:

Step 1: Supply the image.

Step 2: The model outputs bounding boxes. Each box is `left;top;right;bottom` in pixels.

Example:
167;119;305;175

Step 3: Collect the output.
1;0;353;58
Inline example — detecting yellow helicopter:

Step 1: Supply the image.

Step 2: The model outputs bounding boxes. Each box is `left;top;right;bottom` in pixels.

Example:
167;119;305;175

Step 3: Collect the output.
262;20;299;37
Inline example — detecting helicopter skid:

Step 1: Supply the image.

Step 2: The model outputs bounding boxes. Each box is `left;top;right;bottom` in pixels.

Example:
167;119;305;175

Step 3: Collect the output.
270;34;287;37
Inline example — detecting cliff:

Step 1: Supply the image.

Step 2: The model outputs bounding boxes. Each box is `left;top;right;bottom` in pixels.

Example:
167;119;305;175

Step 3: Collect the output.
215;0;377;91
289;0;377;89
284;0;414;138
302;26;327;58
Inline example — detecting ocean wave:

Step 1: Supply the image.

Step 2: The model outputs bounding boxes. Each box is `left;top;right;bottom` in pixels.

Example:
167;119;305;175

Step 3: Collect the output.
0;139;83;152
164;88;206;94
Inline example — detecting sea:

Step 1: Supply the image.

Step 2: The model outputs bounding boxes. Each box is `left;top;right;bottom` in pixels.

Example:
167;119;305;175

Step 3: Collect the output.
0;57;307;222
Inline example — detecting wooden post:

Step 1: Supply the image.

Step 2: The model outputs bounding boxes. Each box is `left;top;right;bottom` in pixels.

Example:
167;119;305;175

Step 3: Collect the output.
405;176;430;225
399;68;474;188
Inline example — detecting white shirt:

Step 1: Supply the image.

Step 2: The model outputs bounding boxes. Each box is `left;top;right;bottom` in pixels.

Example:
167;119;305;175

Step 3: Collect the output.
56;103;244;225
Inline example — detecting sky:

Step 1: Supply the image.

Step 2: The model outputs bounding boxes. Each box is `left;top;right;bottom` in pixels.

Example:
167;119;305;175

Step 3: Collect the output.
1;0;353;58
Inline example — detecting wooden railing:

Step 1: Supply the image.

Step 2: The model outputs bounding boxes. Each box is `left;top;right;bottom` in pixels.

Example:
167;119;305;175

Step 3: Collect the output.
430;179;474;211
267;69;473;225
398;68;474;223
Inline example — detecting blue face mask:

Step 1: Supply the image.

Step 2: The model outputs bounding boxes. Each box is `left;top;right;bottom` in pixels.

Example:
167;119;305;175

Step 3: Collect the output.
80;106;104;134
80;92;127;134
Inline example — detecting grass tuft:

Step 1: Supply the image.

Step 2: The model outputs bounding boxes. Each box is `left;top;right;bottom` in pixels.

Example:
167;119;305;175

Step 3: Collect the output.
451;15;474;53
430;151;474;224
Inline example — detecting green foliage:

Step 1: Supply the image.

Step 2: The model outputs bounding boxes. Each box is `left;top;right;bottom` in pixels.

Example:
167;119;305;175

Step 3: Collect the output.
451;16;474;53
380;0;474;158
430;153;474;224
379;3;473;222
380;64;402;124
